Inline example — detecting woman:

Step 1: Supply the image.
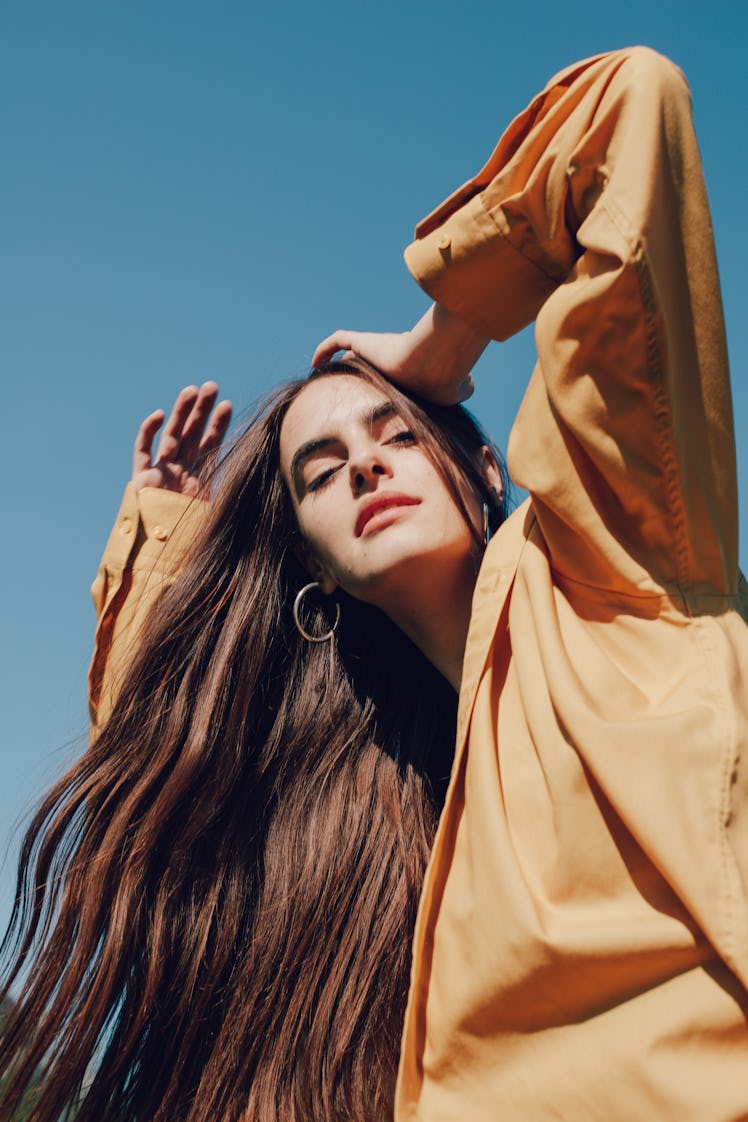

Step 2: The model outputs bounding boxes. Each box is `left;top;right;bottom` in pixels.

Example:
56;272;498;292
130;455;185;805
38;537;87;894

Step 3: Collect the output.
315;48;748;1121
0;363;508;1122
2;44;747;1122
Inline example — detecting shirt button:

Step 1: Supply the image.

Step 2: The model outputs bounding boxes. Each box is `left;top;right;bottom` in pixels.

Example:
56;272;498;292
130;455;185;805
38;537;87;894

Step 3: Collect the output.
437;234;451;251
152;525;168;542
120;517;133;535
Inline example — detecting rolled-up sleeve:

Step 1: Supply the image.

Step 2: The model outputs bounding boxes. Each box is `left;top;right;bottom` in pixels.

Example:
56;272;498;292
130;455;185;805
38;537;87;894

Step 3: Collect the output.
405;47;737;602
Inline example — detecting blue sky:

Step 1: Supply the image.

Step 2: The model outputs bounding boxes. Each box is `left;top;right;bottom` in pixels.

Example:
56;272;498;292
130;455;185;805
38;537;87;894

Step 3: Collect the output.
1;1;746;932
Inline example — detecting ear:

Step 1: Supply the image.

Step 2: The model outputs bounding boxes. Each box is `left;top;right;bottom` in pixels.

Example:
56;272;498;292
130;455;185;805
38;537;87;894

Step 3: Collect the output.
477;445;504;503
293;538;338;596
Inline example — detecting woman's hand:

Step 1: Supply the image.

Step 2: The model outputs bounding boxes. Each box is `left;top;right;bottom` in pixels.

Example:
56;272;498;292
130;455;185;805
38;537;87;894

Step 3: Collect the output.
132;381;232;495
312;303;491;406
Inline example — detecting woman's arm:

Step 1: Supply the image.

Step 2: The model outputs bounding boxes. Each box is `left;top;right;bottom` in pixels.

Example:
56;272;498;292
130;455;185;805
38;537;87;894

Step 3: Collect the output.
316;47;738;600
89;383;231;729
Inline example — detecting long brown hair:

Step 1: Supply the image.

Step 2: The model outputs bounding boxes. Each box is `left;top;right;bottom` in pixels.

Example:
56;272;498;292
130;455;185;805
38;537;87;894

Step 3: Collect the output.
0;359;509;1122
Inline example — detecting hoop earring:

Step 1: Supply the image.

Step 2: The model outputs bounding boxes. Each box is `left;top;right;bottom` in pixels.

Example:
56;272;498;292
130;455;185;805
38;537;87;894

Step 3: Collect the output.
483;502;492;547
293;581;341;643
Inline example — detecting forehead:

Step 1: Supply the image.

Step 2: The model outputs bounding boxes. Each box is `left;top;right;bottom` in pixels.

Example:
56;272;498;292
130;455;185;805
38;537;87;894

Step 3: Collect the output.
280;375;392;466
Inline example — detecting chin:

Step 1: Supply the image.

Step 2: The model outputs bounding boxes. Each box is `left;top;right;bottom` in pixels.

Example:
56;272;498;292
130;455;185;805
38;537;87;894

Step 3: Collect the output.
345;527;474;600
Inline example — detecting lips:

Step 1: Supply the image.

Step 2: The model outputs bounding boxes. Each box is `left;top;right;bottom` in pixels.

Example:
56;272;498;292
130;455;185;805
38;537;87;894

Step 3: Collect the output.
355;493;421;538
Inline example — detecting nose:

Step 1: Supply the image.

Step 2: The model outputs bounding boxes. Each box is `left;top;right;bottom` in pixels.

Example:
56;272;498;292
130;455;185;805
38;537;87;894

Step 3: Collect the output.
349;446;392;493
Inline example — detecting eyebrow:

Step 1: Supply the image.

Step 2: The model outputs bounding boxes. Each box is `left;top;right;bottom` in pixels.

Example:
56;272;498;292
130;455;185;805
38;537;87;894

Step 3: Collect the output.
290;401;398;482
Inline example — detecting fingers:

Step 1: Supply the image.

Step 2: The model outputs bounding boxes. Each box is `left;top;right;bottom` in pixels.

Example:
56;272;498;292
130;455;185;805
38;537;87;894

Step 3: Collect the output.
180;382;233;463
133;409;166;478
198;398;233;456
154;385;200;464
177;381;218;463
132;382;232;492
311;331;361;368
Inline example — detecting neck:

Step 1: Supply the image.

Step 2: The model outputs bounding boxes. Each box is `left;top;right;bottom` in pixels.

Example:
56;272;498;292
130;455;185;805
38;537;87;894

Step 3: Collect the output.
380;553;478;692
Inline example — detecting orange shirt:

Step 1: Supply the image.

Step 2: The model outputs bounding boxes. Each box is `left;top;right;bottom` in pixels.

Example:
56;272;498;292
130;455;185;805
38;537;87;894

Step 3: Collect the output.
396;47;748;1120
90;46;748;1122
88;483;203;728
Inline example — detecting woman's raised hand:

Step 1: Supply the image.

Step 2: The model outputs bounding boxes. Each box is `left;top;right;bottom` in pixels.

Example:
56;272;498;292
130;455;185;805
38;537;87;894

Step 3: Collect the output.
132;381;232;495
311;303;491;406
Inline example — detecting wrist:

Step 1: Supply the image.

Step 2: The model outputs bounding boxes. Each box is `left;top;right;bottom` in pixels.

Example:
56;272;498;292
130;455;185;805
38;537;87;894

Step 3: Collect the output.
407;304;490;403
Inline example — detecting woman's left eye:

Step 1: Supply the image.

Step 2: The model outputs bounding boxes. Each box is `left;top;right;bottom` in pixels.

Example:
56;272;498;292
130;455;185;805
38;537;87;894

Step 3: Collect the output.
308;466;340;492
387;430;416;446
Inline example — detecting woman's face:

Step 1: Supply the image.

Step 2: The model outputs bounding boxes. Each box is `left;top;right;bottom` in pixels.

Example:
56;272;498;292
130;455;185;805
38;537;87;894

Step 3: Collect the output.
279;375;483;608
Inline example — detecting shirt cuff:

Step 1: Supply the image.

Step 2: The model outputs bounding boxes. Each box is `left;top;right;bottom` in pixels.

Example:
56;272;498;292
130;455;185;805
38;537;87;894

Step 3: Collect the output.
404;190;557;342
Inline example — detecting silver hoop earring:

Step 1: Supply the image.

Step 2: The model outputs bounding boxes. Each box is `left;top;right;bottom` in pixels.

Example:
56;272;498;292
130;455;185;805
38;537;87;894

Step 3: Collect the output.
293;581;341;643
483;502;492;547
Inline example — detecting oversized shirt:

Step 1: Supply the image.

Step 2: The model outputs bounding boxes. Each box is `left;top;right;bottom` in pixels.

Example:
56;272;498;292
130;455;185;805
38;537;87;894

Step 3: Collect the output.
395;47;748;1121
90;47;748;1122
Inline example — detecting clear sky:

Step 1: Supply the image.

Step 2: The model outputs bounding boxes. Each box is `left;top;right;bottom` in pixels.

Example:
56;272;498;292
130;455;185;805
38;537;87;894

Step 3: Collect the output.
1;0;746;933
